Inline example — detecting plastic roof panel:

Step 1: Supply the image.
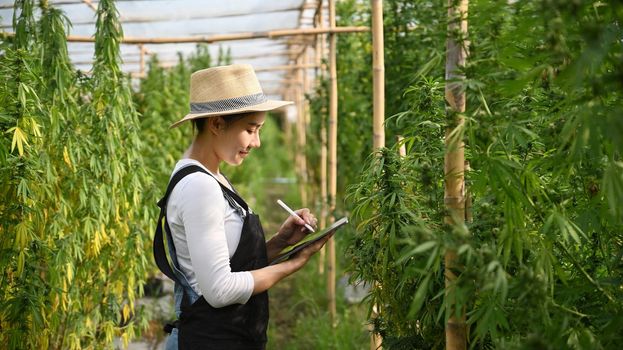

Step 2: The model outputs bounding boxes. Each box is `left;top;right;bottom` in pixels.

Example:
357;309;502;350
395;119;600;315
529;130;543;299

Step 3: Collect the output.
42;0;305;25
67;10;301;37
1;0;324;100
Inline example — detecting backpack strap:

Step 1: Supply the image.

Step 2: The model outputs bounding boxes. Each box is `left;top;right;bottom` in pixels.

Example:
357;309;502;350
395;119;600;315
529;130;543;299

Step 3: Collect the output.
153;165;208;282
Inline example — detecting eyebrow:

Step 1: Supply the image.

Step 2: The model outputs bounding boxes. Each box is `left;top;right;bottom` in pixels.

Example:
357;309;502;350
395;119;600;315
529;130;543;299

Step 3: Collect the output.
247;122;264;127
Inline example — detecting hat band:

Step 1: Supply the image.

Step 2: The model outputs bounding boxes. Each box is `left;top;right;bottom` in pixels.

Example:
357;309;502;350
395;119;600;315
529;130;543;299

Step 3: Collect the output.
190;92;268;114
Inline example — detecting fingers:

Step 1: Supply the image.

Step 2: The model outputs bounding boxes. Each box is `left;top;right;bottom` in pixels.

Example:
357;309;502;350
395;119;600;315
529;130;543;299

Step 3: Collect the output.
295;208;318;230
289;232;335;269
302;231;334;256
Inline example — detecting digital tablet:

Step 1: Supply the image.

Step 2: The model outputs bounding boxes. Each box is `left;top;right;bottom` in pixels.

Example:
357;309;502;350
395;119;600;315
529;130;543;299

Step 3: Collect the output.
269;217;349;265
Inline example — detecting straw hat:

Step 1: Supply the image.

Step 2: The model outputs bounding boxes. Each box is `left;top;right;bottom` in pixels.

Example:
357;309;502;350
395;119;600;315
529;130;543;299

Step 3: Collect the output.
170;64;292;128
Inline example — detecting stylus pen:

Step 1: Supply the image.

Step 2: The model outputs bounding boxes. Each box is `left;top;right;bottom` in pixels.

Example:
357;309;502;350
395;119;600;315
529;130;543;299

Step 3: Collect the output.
276;199;315;232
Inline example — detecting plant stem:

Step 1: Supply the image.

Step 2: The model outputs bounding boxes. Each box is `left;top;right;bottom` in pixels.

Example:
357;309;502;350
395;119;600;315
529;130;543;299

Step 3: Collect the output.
555;241;615;303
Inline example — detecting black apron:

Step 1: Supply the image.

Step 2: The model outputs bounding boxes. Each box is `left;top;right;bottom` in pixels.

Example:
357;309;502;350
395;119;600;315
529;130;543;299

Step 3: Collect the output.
153;165;269;350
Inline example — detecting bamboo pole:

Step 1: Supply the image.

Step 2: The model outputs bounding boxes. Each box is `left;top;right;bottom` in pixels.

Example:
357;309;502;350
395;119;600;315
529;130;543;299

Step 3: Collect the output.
303;47;312;126
283;88;293;157
302;47;312;203
318;104;328;275
138;44;146;77
81;0;97;12
316;0;328;276
234;51;300;60
372;0;385;150
296;56;308;207
444;1;469;350
371;2;385;349
74;58;318;74
327;0;338;327
465;161;472;223
301;46;314;211
255;64;319;72
72;61;318;72
315;18;323;74
3;26;369;44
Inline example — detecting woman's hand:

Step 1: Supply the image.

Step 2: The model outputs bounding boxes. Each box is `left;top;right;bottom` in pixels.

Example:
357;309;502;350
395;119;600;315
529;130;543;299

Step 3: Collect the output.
275;208;318;247
251;230;334;295
287;230;335;270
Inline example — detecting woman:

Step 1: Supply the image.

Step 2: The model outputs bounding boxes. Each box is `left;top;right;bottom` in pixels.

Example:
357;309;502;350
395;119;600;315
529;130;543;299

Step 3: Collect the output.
153;64;331;350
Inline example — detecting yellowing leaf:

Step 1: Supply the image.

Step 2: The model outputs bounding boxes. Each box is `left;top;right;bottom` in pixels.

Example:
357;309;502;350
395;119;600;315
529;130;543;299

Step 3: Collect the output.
92;229;101;256
100;223;108;242
63;146;73;169
122;304;130;322
104;321;114;343
52;295;59;311
17;251;25;276
30;119;41;137
66;263;74;284
122;333;130;348
7;126;29;156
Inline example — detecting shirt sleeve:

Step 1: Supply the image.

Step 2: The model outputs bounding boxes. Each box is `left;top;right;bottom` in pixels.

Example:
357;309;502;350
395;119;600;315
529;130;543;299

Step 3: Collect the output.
178;173;255;308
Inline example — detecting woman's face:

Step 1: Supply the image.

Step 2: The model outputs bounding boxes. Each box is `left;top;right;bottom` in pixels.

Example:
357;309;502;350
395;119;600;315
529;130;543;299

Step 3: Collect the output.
213;111;266;166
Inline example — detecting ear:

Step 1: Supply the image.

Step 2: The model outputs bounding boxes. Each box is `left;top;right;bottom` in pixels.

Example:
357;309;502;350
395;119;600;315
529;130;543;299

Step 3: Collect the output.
207;116;225;135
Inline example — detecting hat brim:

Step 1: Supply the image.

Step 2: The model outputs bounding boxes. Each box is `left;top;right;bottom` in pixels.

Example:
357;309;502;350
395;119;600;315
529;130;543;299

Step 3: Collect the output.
170;99;293;129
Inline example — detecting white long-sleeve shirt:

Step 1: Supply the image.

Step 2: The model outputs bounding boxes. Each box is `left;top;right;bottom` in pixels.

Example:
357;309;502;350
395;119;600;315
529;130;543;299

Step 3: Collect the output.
166;158;254;308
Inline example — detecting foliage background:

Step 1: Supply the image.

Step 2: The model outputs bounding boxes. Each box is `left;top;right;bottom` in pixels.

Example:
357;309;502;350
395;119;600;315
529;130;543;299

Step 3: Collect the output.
2;0;622;349
340;0;623;349
1;0;152;348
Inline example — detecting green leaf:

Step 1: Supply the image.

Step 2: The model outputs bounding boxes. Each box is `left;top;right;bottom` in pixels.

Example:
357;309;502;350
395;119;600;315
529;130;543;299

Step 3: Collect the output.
603;161;623;219
408;274;431;318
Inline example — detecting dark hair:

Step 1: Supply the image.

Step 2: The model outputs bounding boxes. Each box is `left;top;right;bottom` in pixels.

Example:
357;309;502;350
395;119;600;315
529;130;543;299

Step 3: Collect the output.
192;117;208;134
192;112;254;135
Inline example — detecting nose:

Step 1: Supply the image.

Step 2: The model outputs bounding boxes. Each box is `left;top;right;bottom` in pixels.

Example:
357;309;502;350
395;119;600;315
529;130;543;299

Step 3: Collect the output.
250;132;261;149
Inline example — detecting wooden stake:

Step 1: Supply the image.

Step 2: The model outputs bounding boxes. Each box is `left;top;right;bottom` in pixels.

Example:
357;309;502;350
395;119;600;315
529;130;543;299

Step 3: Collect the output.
327;0;338;327
444;1;468;350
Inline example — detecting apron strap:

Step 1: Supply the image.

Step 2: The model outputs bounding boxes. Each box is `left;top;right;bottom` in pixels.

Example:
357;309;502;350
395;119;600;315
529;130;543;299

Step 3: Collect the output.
153;165;208;282
153;164;251;283
219;182;250;213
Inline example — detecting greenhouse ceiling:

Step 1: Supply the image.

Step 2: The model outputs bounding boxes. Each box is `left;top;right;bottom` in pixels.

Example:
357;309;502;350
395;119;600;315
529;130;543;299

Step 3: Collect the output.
0;0;356;100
